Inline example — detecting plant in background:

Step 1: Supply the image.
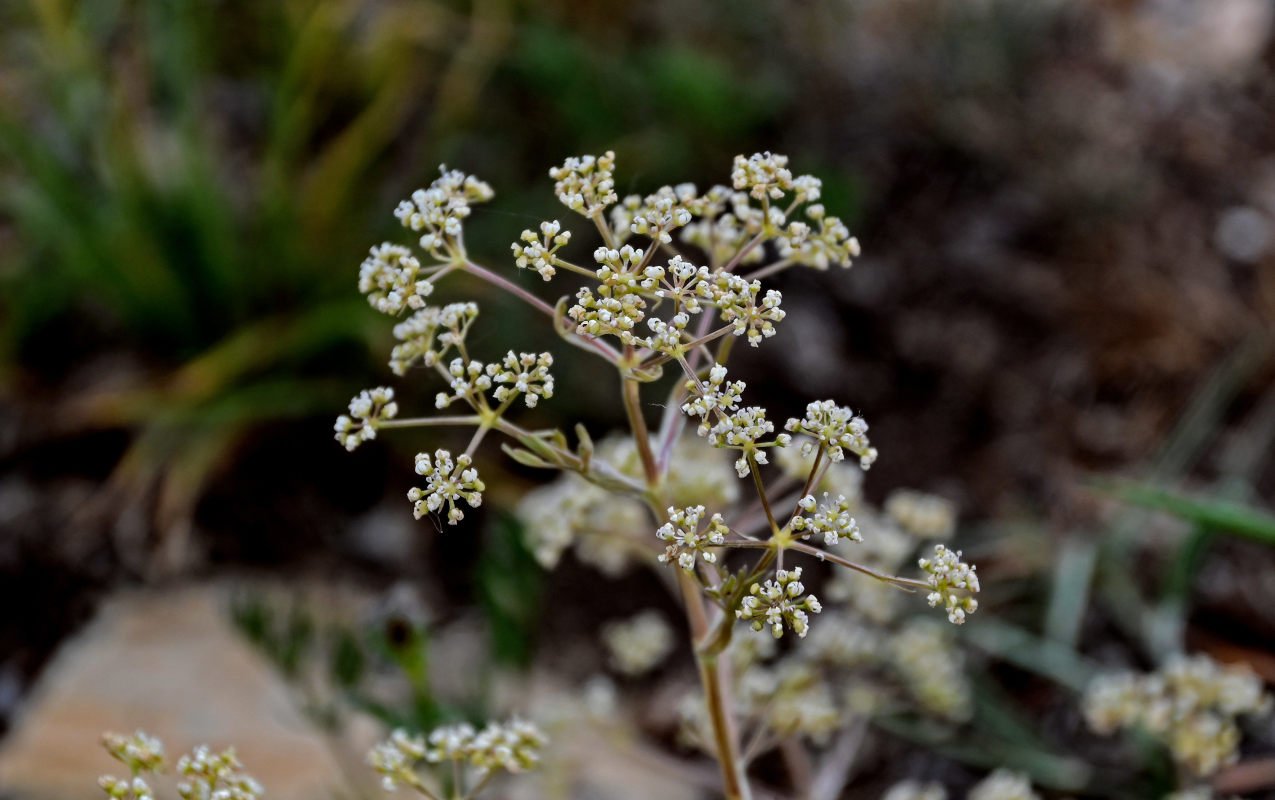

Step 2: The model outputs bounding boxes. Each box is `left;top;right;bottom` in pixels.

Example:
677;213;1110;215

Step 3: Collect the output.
884;769;1041;800
337;150;981;798
368;719;547;799
98;731;264;800
1083;653;1271;787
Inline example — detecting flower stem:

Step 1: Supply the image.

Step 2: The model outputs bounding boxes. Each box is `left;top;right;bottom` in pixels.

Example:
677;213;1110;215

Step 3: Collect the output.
699;652;752;800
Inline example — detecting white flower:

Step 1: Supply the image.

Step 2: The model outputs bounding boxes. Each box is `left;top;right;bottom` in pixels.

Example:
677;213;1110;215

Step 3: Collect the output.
511;220;571;281
737;567;822;638
549;151;617;215
1083;654;1272;776
883;780;949;800
785;400;877;469
393;166;494;256
176;745;264;800
682;363;746;435
967;770;1040;800
408;450;485;525
890;621;973;721
885;489;956;539
101;730;165;773
657;505;728;572
488;351;554;408
918;544;980;625
389;302;479;376
434;357;493;409
708;406;791;477
358;243;432;315
334;387;398;451
791;492;862;546
603;611;675;676
731;152;794;201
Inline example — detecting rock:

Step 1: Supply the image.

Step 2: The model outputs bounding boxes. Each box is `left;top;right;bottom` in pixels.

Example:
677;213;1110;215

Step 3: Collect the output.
0;585;355;800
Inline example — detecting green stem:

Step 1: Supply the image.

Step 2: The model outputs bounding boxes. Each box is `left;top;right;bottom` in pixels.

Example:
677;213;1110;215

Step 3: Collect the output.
378;415;483;429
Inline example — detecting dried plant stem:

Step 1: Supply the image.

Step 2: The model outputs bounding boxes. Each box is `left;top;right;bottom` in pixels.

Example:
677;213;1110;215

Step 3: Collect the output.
700;652;752;800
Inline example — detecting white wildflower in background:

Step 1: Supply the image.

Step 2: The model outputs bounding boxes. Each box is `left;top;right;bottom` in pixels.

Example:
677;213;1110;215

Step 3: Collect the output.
409;450;485;525
567;283;647;345
966;770;1040;800
919;544;980;624
334;386;398;451
883;780;949;800
603;610;675;676
786;400;877;469
102;730;165;773
657;505;728;572
886;489;957;540
777;204;862;271
467;719;548;773
369;719;546;794
1084;653;1272;776
336;149;1001;798
890;620;973;721
176;746;264;800
737;567;822;638
368;729;428;792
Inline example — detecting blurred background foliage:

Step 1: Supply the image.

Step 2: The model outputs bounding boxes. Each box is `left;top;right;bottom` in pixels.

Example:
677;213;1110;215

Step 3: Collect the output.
3;0;1275;796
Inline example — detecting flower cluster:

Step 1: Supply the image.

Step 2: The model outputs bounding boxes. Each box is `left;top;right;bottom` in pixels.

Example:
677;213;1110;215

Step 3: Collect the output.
334;386;398;451
369;719;548;793
389;302;479;375
918;544;980;624
98;776;155;800
359;243;432;315
97;732;263;800
657;504;728;572
966;770;1041;800
102;730;165;773
886;489;956;540
785;400;877;469
603;610;675;676
1083;653;1271;776
394;166;494;256
681;363;745;435
434;358;493;409
489;351;555;408
409;450;485;525
711;276;785;346
550;151;617;215
890;621;974;721
776;204;861;270
175;746;264;800
883;771;1039;800
517;434;738;572
708;406;791;478
737;567;822;638
567;282;647;346
732;152;794;201
792;492;862;547
512;220;571;281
